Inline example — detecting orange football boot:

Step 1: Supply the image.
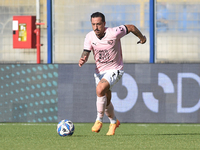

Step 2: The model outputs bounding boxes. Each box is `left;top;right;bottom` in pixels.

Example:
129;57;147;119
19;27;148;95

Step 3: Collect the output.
106;120;120;135
91;120;103;133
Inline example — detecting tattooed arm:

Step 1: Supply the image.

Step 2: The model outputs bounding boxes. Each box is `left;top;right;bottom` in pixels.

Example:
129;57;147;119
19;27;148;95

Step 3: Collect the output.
125;25;146;44
78;50;90;67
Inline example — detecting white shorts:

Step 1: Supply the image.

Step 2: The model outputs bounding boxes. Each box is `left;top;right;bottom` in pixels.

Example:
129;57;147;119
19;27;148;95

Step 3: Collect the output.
94;70;124;90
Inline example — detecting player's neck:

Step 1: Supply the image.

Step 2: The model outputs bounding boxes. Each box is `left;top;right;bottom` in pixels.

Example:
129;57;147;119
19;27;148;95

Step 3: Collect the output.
97;32;106;40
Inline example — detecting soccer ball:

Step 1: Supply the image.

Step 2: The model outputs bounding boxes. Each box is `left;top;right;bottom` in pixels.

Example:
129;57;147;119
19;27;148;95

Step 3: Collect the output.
57;119;75;137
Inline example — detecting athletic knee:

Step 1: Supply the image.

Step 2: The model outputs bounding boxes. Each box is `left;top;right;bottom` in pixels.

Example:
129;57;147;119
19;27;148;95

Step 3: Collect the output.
96;85;105;97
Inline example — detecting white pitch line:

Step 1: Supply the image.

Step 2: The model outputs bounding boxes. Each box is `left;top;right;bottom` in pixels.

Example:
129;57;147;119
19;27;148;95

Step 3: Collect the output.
0;123;200;127
0;123;84;126
136;124;200;127
0;123;56;126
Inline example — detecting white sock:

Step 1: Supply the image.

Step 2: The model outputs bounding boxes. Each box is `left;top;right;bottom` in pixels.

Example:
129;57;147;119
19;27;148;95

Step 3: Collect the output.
105;102;117;124
96;95;107;122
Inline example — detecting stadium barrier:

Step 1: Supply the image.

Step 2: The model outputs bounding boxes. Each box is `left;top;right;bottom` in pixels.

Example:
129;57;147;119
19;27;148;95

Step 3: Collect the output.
0;64;200;123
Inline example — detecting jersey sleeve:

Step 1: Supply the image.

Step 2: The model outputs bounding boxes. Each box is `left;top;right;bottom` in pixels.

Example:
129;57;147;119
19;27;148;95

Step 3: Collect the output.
83;32;93;51
113;25;127;39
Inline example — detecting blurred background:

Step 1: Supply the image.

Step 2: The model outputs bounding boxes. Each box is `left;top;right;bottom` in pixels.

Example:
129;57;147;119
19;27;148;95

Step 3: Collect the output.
0;0;200;63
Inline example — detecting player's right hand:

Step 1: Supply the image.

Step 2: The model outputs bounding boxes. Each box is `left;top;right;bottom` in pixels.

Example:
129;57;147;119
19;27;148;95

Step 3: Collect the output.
137;36;146;44
79;56;87;67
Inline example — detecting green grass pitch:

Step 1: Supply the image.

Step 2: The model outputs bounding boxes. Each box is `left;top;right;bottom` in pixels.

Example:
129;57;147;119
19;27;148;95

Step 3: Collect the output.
1;123;200;150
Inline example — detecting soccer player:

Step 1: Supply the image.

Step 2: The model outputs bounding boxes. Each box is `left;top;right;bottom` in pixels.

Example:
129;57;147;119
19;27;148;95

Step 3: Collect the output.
79;12;146;135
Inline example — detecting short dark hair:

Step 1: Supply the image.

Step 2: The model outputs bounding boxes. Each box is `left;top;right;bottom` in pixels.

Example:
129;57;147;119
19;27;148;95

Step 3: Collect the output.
91;12;105;22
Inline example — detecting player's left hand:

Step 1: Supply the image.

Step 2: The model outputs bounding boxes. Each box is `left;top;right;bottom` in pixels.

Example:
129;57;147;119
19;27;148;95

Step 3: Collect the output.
137;36;146;44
